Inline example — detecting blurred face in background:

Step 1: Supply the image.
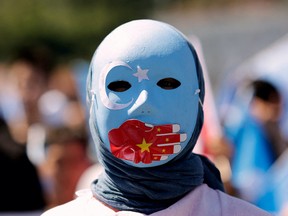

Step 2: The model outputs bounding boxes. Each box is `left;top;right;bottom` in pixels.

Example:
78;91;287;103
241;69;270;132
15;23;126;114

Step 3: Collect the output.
10;60;48;124
45;139;91;205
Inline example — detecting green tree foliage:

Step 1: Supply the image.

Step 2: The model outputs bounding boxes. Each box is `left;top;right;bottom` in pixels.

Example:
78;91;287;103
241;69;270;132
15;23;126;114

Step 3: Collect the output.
0;0;154;62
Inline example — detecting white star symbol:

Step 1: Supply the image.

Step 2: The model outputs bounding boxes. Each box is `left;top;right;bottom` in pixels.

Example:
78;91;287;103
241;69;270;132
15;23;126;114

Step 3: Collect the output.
133;66;149;82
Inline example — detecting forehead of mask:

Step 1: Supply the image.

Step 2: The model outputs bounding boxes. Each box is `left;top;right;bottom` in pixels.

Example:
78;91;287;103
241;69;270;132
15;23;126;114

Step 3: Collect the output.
90;20;200;167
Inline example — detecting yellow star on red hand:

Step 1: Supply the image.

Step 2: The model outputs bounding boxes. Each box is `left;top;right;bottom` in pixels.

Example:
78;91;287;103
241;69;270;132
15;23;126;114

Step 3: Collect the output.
136;138;152;153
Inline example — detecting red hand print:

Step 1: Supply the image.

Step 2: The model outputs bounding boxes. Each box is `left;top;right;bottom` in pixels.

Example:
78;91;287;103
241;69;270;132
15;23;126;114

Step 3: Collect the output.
108;119;187;164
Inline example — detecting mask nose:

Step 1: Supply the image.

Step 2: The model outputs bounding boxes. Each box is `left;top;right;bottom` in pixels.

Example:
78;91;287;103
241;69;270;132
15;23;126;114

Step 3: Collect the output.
128;90;153;116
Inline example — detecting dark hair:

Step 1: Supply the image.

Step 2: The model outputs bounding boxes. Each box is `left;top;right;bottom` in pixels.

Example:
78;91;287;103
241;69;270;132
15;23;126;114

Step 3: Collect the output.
10;44;55;79
252;80;281;104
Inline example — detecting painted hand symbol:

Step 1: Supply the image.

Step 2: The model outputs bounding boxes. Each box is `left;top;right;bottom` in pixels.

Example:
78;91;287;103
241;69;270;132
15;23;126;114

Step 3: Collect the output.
108;119;187;164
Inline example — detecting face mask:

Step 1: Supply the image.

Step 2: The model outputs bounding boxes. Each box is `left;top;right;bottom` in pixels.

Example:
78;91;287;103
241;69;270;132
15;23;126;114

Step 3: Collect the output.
88;20;201;167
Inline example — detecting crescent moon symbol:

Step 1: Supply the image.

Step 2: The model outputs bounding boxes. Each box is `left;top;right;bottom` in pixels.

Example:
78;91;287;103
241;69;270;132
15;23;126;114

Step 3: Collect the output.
99;61;134;110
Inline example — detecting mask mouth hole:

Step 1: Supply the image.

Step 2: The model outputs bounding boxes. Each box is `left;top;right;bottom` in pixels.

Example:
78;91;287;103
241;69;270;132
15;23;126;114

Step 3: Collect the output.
157;78;181;90
108;80;131;92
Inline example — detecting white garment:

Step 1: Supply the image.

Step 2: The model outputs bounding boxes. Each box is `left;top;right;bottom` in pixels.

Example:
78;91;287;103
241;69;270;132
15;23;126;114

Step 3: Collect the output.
41;184;271;216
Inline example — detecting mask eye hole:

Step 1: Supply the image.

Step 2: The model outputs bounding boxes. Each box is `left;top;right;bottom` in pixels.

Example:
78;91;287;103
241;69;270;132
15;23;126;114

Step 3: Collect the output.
157;78;181;90
108;80;131;92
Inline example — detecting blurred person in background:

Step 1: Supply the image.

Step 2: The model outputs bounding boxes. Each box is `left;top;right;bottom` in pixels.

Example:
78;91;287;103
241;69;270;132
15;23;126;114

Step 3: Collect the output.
225;79;288;211
0;116;46;214
42;127;94;208
0;44;55;214
7;44;55;133
39;64;86;130
0;43;93;213
35;57;94;209
6;44;56;205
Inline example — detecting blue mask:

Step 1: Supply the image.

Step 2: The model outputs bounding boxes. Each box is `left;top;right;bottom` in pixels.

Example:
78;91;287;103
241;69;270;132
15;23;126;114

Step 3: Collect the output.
88;20;203;167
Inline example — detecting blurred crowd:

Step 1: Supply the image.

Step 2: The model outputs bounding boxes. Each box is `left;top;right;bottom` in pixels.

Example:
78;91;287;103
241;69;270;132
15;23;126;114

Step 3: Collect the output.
217;34;288;215
0;34;288;215
0;44;97;214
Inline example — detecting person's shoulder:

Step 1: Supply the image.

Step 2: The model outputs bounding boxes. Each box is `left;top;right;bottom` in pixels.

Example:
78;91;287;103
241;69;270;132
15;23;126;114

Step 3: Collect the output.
41;189;113;216
150;184;272;216
41;191;90;216
207;185;272;216
41;200;84;216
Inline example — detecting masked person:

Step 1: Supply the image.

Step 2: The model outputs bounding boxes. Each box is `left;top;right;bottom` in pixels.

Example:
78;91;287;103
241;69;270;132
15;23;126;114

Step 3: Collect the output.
42;19;271;216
